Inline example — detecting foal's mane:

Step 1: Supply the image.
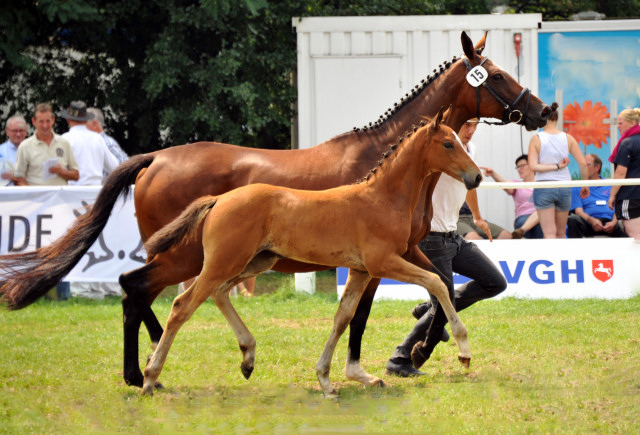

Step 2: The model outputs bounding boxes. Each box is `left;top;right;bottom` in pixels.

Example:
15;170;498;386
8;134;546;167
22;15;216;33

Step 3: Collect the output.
352;55;459;133
355;119;430;185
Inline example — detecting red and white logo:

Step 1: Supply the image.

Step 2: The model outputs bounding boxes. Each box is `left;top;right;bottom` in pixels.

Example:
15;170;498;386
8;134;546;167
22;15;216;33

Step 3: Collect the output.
592;260;614;282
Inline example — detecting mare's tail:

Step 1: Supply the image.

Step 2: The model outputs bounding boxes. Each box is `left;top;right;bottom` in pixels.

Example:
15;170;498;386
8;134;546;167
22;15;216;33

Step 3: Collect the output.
0;154;156;310
144;196;218;258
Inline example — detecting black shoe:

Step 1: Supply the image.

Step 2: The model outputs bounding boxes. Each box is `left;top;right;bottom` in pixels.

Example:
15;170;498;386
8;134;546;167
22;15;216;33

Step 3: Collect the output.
411;301;430;320
385;360;425;377
411;302;450;343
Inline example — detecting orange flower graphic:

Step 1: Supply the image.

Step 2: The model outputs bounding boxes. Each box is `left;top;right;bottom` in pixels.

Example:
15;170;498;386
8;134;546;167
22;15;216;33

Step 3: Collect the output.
563;101;610;149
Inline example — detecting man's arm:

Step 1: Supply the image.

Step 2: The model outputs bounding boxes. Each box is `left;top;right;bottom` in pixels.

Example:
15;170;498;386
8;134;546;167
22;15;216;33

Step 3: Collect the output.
465;189;493;241
49;164;79;181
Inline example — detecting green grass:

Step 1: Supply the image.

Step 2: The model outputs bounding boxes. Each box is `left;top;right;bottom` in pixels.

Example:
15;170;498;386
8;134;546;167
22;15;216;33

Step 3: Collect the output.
1;275;639;434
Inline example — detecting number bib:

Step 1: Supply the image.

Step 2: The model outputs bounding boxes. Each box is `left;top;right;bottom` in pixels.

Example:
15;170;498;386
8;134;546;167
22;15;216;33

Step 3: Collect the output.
466;65;488;87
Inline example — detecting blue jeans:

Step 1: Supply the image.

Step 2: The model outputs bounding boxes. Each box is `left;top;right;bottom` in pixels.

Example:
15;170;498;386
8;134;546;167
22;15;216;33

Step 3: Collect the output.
56;282;70;301
533;187;571;211
514;214;543;239
388;233;507;365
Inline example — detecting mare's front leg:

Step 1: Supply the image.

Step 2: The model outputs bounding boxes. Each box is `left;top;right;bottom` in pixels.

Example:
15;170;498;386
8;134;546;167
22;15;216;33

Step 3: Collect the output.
345;278;385;388
316;269;371;398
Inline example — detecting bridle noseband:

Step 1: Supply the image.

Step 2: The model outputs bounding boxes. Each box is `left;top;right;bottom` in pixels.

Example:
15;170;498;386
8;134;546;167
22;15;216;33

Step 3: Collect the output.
463;57;531;126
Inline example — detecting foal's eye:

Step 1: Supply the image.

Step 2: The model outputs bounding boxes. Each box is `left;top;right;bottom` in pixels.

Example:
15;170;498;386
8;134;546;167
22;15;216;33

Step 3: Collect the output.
443;142;454;149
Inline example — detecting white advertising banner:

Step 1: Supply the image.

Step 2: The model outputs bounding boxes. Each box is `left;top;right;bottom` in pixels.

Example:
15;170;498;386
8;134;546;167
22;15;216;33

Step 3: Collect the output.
337;239;640;300
0;186;145;282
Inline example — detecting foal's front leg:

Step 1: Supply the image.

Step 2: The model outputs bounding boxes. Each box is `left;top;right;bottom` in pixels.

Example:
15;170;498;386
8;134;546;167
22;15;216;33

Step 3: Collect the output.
373;256;471;368
316;269;371;398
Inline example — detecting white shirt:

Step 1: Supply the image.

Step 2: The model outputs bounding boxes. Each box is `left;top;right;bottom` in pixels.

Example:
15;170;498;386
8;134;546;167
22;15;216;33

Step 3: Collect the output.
63;125;119;186
430;140;477;232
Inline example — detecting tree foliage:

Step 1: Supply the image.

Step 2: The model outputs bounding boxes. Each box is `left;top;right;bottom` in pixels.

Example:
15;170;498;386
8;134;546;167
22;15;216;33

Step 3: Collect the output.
0;0;637;154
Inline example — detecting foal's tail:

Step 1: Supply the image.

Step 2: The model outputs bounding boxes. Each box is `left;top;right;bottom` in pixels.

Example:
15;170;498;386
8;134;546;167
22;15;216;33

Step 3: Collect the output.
145;196;218;258
0;154;156;310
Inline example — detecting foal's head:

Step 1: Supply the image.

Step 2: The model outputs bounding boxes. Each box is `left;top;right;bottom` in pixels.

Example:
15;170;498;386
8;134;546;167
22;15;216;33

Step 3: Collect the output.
423;108;482;190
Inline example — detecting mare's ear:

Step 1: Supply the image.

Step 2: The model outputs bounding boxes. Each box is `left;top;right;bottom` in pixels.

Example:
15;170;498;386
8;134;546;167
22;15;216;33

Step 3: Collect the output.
433;106;445;129
474;31;488;55
461;31;476;61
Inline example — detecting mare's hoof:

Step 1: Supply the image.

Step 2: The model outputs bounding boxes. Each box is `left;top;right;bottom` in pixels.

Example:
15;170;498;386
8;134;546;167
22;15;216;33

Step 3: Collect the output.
377;379;386;388
154;382;164;390
458;356;471;368
141;385;154;396
125;375;144;388
241;364;254;380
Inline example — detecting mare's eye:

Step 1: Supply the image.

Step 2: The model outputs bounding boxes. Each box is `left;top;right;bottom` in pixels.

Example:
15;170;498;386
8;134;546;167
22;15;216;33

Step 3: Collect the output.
492;73;503;81
444;142;454;149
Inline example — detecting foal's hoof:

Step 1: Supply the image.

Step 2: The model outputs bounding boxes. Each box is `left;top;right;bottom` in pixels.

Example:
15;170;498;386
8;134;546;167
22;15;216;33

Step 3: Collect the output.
458;356;471;369
141;385;154;396
377;379;386;388
410;342;429;369
241;363;254;380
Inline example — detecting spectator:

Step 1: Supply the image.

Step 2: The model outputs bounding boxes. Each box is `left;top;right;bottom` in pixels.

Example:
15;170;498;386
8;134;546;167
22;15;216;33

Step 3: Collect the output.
528;103;589;239
0;115;28;185
86;107;128;179
14;103;79;300
14;103;79;186
59;101;120;299
60;101;119;186
568;153;626;238
454;120;512;240
608;108;640;240
482;155;542;239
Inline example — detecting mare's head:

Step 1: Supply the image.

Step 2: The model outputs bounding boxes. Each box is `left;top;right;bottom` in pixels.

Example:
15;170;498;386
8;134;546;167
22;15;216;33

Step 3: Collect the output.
424;107;482;190
459;31;553;131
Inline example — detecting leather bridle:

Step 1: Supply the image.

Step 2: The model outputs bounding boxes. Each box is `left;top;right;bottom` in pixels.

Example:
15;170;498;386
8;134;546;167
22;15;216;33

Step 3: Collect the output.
463;57;531;126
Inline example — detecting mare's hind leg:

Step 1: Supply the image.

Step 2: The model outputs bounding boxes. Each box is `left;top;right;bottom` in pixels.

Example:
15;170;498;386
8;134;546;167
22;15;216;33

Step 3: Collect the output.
345;278;385;388
316;269;371;398
120;252;203;388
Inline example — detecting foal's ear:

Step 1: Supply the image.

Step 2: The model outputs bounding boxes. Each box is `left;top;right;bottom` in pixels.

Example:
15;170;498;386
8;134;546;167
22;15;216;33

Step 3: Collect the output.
433;106;445;129
442;104;453;126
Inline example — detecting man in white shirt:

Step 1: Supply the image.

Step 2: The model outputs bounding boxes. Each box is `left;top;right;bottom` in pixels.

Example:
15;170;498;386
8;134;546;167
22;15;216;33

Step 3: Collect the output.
59;101;119;186
59;101;121;299
386;119;507;377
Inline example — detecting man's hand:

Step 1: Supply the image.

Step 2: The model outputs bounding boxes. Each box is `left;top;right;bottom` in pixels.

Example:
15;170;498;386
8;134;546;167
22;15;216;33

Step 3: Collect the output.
474;218;493;242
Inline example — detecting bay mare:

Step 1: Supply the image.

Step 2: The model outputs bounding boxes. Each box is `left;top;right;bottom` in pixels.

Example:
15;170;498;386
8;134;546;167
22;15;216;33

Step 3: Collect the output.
141;110;482;396
0;32;552;389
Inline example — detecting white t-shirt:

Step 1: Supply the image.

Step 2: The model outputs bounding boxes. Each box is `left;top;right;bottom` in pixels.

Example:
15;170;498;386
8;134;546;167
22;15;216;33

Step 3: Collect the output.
430;141;477;232
64;125;119;186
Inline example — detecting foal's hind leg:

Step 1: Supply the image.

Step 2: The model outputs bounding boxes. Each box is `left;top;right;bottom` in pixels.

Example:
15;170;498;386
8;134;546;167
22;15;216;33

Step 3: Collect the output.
345;278;385;388
316;269;371;397
142;274;223;395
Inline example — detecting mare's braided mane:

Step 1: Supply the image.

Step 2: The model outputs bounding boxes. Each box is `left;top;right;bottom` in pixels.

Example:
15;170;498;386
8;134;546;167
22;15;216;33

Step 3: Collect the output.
352;55;458;133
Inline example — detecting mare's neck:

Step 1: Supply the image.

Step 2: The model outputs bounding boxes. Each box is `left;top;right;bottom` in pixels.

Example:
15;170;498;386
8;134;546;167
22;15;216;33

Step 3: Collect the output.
348;59;471;153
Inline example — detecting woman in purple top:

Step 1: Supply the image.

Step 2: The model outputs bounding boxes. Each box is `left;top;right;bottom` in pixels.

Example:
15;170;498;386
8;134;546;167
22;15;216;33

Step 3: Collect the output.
482;154;542;238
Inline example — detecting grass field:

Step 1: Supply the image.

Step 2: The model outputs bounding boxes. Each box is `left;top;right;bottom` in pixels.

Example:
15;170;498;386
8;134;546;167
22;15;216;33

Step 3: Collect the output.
1;272;639;434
